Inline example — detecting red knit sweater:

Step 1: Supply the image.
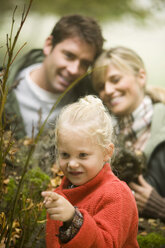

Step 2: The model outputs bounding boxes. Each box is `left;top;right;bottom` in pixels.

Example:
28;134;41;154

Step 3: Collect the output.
46;163;139;248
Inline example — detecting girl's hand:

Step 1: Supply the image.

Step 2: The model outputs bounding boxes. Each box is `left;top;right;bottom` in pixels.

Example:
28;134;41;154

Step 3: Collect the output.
129;175;153;212
42;191;75;222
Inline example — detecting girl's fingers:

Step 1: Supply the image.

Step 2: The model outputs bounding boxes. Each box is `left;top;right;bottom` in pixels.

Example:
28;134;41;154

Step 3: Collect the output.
43;196;52;204
42;191;59;204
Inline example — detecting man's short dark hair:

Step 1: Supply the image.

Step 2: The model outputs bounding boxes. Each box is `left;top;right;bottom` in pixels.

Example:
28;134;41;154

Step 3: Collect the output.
51;14;104;59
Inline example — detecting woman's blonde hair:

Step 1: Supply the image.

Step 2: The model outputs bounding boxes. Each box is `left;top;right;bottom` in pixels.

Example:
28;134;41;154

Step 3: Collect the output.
55;95;114;151
92;46;145;93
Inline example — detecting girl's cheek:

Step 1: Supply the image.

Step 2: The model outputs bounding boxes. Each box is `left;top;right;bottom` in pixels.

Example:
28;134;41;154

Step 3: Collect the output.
59;161;66;170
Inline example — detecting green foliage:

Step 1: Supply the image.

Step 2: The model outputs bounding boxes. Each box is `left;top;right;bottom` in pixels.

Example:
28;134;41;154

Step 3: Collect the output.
31;0;148;21
22;166;50;201
0;167;50;247
0;1;49;247
3;167;50;206
1;0;165;22
3;178;17;203
137;232;165;248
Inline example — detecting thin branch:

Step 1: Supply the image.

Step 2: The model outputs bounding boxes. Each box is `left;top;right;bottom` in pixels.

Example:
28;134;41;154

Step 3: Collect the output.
9;6;17;50
10;42;27;66
1;0;34;245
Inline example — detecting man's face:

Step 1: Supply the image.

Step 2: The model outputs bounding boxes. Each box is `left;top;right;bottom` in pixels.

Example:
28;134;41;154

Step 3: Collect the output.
41;37;96;93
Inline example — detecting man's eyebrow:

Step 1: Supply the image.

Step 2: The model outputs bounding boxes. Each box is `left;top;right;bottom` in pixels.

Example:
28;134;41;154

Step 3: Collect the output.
62;49;93;65
62;49;75;55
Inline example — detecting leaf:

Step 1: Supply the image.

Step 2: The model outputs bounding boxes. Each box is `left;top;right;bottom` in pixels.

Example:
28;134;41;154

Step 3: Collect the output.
3;178;10;184
0;212;6;229
50;176;62;188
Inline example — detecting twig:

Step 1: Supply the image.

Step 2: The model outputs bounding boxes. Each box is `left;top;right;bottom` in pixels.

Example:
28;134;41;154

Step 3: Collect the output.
10;42;27;66
1;1;34;247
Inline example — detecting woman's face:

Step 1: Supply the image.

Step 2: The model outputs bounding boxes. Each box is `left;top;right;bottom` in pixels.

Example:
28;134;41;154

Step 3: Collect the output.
98;64;145;116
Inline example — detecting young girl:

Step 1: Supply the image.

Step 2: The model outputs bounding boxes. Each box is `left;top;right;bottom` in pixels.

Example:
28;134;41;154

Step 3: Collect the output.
42;95;139;248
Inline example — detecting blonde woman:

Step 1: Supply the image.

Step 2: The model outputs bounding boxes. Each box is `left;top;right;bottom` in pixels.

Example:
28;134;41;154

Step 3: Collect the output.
92;46;165;221
42;95;139;248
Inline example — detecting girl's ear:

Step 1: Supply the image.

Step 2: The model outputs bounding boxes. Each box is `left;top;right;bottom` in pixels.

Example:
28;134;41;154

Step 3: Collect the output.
104;143;114;161
43;35;53;56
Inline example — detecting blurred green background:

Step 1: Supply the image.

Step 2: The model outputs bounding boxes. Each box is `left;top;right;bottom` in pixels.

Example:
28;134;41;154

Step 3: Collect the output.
0;0;165;87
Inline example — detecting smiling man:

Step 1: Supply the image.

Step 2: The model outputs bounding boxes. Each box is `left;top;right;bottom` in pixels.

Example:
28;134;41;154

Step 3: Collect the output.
6;14;104;138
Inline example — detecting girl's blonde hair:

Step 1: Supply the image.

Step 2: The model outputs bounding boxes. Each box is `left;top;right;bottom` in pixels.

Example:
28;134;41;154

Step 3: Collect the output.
55;95;114;150
92;46;145;93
